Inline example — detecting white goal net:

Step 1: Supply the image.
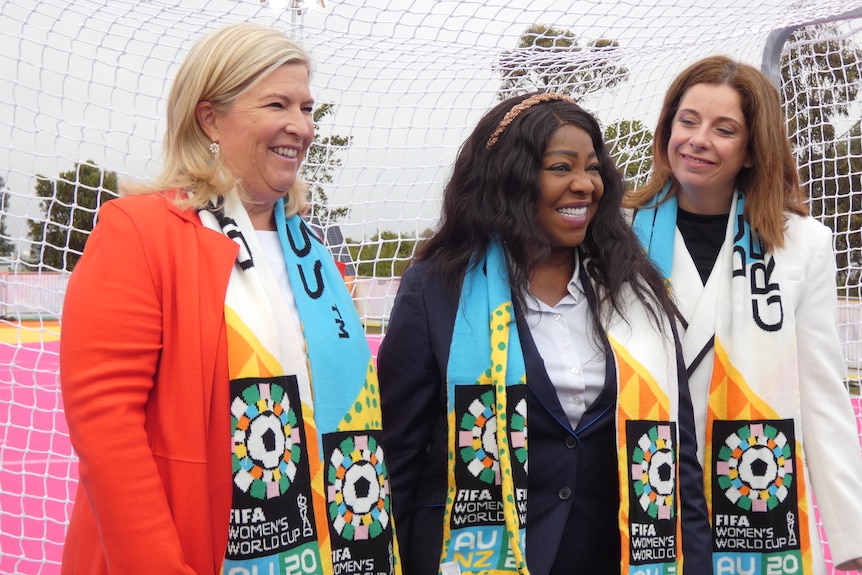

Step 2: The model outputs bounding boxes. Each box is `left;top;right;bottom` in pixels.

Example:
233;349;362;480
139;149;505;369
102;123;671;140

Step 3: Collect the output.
1;0;861;573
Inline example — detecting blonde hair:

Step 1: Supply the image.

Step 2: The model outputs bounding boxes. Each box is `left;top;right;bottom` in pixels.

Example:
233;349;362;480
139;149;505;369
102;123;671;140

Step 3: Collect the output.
624;55;806;252
123;22;311;217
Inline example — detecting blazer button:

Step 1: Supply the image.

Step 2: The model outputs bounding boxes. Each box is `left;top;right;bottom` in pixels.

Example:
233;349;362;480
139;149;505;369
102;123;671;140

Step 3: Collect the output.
566;436;578;449
558;487;572;500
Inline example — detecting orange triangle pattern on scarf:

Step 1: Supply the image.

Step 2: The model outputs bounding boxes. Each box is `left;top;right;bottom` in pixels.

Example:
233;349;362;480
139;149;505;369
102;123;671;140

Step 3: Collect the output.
707;338;811;569
611;337;682;575
224;307;333;570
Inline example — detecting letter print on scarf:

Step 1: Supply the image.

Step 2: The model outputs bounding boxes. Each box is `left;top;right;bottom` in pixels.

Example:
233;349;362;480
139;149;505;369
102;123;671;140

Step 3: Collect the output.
440;241;529;575
200;196;399;575
634;189;811;574
611;334;683;575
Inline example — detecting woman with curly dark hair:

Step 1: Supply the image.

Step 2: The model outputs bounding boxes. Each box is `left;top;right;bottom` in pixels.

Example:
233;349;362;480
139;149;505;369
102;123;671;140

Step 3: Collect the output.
378;92;712;575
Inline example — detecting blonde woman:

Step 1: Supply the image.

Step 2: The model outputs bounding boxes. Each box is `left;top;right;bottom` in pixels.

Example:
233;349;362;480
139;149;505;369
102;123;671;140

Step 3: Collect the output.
60;23;398;575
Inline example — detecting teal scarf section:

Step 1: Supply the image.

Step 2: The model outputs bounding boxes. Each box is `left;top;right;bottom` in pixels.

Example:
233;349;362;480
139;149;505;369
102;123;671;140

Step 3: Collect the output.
275;199;376;441
440;241;529;574
631;183;677;280
632;185;753;283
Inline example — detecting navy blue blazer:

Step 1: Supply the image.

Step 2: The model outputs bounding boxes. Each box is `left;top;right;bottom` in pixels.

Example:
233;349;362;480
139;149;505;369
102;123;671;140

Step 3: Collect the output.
378;259;713;575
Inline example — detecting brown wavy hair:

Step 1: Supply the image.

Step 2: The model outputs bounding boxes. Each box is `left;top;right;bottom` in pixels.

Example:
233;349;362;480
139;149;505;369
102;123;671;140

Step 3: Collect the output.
624;55;806;252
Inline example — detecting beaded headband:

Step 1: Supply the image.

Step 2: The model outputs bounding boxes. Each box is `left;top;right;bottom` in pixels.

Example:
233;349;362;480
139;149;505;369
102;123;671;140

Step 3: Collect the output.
485;92;575;150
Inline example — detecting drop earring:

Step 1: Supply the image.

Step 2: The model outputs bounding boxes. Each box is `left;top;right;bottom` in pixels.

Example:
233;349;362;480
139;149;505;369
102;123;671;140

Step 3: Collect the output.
209;141;220;155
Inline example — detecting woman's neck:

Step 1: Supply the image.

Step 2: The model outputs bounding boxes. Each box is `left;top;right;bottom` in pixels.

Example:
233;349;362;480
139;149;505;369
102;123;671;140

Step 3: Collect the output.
528;249;577;307
676;185;733;215
242;201;277;231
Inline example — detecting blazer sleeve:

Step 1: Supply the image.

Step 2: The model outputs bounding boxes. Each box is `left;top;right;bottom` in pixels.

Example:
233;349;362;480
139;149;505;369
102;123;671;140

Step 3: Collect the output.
792;219;862;569
60;201;196;574
378;265;447;554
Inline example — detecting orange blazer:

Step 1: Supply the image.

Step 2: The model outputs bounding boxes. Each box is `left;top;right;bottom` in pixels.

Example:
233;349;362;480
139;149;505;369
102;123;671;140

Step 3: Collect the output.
60;193;239;575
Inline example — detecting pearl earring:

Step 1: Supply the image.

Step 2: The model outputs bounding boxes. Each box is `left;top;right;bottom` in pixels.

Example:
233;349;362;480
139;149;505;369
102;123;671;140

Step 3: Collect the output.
209;141;220;155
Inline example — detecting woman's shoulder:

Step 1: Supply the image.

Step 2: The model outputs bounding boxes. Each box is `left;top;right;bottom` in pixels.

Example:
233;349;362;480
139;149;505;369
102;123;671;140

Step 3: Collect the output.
774;213;835;270
398;260;439;294
397;259;460;303
783;213;832;248
101;191;198;226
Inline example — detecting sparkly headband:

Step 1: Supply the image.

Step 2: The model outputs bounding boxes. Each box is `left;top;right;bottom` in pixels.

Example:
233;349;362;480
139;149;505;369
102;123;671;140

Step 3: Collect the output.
485;92;575;150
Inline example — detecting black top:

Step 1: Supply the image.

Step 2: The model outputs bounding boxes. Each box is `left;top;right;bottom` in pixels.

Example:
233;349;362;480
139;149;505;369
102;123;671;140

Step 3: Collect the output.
677;208;729;284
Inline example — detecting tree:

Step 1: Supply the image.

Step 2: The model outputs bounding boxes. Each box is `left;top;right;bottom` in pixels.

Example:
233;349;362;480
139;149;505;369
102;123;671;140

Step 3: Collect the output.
346;229;431;277
497;24;629;101
301;103;352;224
781;23;861;155
603;120;654;190
0;177;16;260
496;25;650;191
27;161;118;272
780;23;862;294
805;119;862;297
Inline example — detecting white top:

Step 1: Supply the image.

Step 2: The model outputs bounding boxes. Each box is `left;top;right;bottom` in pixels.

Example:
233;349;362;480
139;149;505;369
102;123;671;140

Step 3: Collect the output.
255;230;303;339
523;261;606;430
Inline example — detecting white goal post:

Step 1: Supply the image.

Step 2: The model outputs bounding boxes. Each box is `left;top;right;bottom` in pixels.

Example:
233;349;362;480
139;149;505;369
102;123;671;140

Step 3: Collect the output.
1;1;861;573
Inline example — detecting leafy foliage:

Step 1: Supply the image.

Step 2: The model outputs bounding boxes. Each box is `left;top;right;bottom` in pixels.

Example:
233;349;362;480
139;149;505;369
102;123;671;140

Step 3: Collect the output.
26;161;118;272
301;103;352;223
0;177;15;259
781;23;862;295
497;25;650;190
497;24;628;101
603;120;654;190
346;229;431;277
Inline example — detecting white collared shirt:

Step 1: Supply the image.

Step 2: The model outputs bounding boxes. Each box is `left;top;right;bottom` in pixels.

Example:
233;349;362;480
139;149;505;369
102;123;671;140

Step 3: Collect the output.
524;260;606;430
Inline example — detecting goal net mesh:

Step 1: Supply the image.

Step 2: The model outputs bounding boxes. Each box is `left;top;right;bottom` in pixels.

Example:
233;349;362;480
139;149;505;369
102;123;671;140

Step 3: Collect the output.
1;0;861;573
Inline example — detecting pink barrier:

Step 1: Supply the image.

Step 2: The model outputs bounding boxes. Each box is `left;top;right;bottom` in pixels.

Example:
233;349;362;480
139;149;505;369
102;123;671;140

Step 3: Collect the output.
0;336;858;575
0;341;70;575
0;335;384;575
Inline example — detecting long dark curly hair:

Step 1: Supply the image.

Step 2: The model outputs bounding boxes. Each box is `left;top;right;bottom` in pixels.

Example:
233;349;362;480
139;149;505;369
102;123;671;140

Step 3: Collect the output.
417;92;678;333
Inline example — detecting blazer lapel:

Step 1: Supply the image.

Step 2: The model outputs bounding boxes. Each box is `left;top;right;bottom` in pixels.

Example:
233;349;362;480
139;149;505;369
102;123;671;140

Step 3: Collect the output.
514;302;574;430
673;229;721;375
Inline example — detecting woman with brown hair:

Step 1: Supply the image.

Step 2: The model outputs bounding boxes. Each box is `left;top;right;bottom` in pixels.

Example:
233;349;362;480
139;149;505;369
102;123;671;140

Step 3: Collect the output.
626;55;862;574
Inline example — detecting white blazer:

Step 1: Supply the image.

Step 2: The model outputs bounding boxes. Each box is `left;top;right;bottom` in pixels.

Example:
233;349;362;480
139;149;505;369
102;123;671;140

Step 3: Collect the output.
672;213;862;573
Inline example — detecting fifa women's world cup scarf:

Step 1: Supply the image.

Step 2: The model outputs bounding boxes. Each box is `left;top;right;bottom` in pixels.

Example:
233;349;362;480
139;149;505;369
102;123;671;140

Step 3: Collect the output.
441;242;683;575
199;196;400;575
633;187;812;574
604;269;684;575
442;241;528;575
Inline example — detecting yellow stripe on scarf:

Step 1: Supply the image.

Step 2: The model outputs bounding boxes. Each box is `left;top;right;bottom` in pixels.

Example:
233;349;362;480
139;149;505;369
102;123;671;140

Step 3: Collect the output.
337;359;384;431
489;302;528;575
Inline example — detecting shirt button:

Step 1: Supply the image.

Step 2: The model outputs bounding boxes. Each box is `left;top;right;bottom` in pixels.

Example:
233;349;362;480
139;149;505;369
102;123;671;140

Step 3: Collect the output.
562;341;570;350
566;436;578;449
570;366;581;375
558;487;572;500
573;396;583;405
553;314;561;321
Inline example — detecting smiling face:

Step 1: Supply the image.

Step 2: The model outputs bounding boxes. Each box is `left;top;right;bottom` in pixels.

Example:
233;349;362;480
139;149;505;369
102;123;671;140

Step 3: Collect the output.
199;62;314;226
535;124;604;257
667;82;753;214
